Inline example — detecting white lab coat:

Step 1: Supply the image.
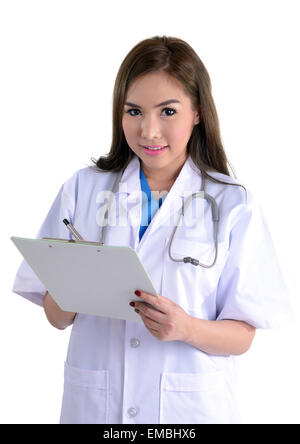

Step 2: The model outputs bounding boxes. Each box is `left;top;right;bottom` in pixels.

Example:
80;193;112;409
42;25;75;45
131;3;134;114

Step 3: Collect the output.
12;154;293;424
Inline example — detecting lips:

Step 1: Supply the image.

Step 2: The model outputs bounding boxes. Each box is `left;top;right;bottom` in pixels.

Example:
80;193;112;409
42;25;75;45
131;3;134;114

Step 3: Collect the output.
143;145;166;149
142;145;167;150
141;146;168;156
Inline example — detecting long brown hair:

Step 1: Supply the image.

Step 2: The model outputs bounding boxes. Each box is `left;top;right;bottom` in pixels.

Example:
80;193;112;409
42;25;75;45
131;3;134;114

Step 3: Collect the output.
91;35;245;191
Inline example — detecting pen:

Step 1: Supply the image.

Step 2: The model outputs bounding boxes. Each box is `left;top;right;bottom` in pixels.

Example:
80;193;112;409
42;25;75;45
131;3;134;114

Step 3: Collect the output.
63;219;84;241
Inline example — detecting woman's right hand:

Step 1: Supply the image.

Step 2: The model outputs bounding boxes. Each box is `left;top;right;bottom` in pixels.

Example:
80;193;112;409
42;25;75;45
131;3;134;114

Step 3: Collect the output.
43;291;76;330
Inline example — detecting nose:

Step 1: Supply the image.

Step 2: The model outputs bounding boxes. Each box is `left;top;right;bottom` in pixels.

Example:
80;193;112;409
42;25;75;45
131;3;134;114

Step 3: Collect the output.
140;114;162;140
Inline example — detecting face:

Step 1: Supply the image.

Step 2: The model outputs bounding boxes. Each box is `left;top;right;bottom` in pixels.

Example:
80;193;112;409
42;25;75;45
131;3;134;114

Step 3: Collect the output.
122;71;200;178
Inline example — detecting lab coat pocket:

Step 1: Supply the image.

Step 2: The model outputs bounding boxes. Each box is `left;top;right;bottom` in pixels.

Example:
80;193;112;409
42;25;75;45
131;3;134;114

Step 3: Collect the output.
159;371;234;424
60;361;109;424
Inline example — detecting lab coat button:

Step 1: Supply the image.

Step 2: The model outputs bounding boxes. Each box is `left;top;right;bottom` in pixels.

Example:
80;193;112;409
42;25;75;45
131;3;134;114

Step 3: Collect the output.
127;407;138;417
130;338;140;348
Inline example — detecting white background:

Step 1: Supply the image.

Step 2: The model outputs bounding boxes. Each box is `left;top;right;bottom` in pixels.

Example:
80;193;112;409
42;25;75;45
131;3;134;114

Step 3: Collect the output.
1;0;299;424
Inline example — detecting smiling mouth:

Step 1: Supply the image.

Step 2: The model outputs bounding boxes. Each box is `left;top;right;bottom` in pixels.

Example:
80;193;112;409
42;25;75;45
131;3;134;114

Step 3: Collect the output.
142;146;168;151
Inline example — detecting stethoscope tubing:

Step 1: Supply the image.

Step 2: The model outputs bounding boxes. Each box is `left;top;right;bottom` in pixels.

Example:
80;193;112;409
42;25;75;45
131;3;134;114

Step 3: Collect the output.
100;167;219;268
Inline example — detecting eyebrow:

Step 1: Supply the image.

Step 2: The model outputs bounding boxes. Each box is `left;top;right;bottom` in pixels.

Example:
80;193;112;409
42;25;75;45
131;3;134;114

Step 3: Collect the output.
124;99;181;108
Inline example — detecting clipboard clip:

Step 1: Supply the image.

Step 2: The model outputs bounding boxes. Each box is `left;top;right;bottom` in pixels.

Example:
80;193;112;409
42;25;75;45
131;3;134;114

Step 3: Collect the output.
42;237;104;246
42;220;105;245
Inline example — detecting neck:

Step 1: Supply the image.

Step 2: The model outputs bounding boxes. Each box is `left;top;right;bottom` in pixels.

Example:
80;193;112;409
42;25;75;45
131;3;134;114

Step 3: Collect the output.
141;153;188;184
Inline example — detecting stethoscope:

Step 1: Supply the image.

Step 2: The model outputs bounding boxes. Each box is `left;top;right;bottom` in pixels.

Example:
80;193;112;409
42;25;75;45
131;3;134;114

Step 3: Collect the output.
100;167;219;268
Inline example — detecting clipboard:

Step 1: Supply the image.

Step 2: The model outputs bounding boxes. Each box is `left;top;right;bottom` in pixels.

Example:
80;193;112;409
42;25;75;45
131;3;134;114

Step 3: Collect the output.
11;236;159;323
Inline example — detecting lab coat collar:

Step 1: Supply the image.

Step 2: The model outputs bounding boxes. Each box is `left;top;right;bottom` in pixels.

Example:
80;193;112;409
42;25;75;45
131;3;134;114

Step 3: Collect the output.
116;154;202;199
148;155;203;238
115;155;141;197
115;154;203;243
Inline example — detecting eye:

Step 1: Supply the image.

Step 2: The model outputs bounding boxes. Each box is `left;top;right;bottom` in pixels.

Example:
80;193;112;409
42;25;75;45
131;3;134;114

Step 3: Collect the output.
125;108;140;117
125;107;177;117
162;107;177;117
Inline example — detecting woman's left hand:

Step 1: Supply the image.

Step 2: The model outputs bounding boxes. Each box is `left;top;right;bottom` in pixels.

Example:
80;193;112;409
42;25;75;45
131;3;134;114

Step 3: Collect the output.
130;290;191;342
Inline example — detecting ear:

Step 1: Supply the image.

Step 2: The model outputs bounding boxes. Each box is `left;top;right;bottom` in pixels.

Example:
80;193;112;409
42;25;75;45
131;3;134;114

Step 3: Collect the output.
194;112;200;125
194;107;201;125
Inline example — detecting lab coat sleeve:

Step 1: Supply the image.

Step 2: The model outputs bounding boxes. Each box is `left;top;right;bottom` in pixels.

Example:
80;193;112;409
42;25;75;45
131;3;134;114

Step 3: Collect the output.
216;190;293;329
12;176;77;307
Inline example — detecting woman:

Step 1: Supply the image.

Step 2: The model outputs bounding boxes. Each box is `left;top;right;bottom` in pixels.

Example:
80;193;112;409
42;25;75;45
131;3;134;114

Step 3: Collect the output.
12;35;292;424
